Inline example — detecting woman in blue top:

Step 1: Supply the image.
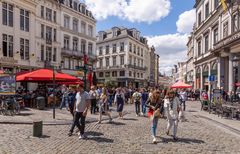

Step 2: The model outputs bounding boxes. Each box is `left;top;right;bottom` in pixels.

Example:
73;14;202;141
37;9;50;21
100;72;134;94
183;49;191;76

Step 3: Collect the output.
114;88;125;119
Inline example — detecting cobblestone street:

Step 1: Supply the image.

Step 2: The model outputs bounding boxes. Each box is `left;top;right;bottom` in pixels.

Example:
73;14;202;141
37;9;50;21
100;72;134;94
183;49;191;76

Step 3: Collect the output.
0;102;240;154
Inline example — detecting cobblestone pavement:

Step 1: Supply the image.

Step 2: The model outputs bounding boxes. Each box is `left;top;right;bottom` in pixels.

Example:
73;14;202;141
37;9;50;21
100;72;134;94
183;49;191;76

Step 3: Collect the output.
0;102;240;154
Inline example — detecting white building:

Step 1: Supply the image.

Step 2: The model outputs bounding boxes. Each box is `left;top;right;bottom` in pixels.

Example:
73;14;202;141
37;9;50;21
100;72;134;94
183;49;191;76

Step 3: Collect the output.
186;33;194;86
96;27;149;88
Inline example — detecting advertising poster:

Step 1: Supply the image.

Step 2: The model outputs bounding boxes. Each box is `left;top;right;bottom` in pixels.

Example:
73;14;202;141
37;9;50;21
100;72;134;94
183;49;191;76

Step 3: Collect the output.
0;73;16;95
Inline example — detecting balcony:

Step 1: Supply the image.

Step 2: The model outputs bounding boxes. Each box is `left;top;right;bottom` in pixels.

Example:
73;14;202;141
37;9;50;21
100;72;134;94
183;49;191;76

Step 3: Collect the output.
126;64;147;71
61;48;84;58
46;39;52;45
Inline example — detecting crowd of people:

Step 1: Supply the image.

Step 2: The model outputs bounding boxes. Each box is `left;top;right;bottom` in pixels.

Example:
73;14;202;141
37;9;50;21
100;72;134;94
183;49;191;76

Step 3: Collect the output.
62;84;187;144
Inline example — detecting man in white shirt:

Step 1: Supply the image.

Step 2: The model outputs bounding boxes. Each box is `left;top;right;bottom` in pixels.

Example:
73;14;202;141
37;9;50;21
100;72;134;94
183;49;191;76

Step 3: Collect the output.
132;89;142;116
68;84;90;139
179;90;187;111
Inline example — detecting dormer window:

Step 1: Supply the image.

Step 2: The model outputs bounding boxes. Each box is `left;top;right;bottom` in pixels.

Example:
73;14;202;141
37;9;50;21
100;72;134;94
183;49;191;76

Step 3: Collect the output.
73;1;78;11
65;0;70;7
82;5;86;14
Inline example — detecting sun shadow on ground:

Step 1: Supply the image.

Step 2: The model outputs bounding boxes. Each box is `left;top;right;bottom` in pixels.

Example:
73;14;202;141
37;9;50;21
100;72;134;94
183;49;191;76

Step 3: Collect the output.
105;121;126;125
85;131;114;143
15;113;34;116
122;118;138;121
159;137;205;144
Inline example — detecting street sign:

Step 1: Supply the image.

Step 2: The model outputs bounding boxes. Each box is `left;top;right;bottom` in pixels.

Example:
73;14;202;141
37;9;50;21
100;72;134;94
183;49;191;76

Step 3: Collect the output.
208;75;215;82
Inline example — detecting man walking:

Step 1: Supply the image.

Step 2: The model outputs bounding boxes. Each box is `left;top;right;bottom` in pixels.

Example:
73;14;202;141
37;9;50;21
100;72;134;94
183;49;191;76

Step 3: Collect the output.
68;84;90;139
89;86;98;114
141;88;148;116
132;89;142;116
179;89;187;111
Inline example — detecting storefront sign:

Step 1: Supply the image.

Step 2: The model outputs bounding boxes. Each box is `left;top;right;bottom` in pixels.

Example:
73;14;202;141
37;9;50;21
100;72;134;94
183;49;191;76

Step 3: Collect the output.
0;74;16;95
0;57;18;64
214;31;240;50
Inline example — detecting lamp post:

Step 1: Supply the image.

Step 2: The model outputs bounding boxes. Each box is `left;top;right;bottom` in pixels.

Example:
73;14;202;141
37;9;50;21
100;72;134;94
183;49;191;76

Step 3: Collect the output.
52;65;56;119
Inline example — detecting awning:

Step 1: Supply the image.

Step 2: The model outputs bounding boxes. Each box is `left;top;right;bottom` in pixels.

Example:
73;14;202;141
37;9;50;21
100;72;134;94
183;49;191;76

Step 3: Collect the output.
171;81;192;89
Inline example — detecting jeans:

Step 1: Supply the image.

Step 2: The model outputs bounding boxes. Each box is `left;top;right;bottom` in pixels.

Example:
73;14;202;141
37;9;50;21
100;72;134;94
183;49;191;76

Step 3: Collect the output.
151;117;159;137
167;118;178;138
135;101;140;115
141;101;146;114
60;96;68;109
108;95;113;107
69;112;86;135
90;99;97;114
180;101;186;111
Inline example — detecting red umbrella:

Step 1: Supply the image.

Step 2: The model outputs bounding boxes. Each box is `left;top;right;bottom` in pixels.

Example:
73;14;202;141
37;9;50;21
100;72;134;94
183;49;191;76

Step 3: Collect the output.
236;83;240;87
171;81;192;89
16;69;79;82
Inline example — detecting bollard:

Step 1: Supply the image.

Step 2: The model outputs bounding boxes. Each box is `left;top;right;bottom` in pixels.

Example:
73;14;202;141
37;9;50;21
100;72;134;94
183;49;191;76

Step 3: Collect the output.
33;121;43;137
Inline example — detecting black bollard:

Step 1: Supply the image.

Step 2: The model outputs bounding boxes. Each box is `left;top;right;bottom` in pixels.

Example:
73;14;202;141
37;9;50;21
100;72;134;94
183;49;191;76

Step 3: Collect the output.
33;121;43;137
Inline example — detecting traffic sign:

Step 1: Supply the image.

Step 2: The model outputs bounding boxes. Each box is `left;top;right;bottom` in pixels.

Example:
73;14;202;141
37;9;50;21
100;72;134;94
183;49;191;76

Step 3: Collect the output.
208;75;215;82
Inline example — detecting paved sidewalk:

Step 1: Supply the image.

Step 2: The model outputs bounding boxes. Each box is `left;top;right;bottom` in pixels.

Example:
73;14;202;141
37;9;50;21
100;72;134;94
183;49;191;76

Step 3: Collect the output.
0;105;130;125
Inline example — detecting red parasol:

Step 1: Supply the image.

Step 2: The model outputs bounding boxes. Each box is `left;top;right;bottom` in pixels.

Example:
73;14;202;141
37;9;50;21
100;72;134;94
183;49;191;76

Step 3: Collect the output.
171;81;192;89
236;83;240;87
16;69;79;82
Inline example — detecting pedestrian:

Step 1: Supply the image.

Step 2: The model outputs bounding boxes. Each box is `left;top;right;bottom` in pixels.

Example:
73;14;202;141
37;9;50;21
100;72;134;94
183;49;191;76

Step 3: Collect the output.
68;84;90;139
141;88;148;116
60;85;69;110
114;88;125;119
146;90;163;144
97;87;112;124
132;89;142;116
165;89;181;141
68;87;76;118
89;86;98;114
179;89;187;111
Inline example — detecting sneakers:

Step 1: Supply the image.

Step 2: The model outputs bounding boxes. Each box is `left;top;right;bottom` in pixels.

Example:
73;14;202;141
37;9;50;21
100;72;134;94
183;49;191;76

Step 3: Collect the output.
152;137;157;144
166;130;169;136
79;134;86;139
68;132;72;136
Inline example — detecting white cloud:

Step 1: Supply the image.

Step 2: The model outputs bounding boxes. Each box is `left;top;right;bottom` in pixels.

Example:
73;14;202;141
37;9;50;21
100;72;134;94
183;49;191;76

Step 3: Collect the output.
84;0;171;24
176;9;196;33
147;33;189;75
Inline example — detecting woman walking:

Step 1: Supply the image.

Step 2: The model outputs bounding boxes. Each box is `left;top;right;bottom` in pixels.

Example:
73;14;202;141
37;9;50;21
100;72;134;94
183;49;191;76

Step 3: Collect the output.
146;90;164;144
97;88;112;124
114;88;125;119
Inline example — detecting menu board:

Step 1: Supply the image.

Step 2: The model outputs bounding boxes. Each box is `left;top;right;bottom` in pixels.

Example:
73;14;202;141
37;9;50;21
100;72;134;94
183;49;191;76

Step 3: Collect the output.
0;73;16;95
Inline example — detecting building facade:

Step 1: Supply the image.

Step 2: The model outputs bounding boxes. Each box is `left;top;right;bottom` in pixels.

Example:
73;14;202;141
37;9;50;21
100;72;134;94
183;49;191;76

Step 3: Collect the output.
193;0;240;93
96;27;149;88
148;46;160;86
186;33;194;86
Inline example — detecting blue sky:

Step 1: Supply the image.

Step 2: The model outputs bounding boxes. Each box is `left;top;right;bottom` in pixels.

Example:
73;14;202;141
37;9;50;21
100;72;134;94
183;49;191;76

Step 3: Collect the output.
96;0;195;36
84;0;196;74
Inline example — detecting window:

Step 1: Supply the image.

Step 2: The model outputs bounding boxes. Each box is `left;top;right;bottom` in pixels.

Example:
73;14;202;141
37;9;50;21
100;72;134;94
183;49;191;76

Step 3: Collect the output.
73;38;78;51
205;3;209;19
106;57;109;67
2;2;13;27
120;71;125;77
41;45;44;61
133;45;136;53
99;72;104;77
88;25;93;37
120;42;124;52
64;16;70;28
137;73;139;78
213;27;218;44
141;73;143;78
129;56;132;65
81;21;86;34
53;48;57;62
99;47;103;55
106;45;109;54
46;8;52;21
20;9;29;32
134;57;136;65
120;56;124;65
113;56;116;66
81;40;86;53
223;22;228;38
41;6;44;18
53;29;57;42
129;71;132;77
99;59;103;67
137;47;140;55
64;36;70;49
20;38;29;60
41;24;44;38
141;48;143;57
197;40;201;56
46;47;52;61
2;34;13;57
214;0;219;9
204;34;209;53
46;26;52;44
129;43;132;52
112;44;117;53
53;11;56;22
138;59;140;66
73;19;78;32
105;72;110;77
198;12;202;26
88;43;93;54
73;2;78;10
112;71;117;77
232;14;239;33
141;59;143;67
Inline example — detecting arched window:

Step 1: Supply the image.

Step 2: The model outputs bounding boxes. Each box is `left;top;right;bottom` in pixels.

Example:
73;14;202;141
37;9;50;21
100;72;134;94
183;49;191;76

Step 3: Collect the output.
212;62;217;70
203;65;208;72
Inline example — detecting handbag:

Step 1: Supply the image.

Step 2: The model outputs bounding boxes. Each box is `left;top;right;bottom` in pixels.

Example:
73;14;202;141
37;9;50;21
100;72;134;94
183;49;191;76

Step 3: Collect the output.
153;109;161;118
